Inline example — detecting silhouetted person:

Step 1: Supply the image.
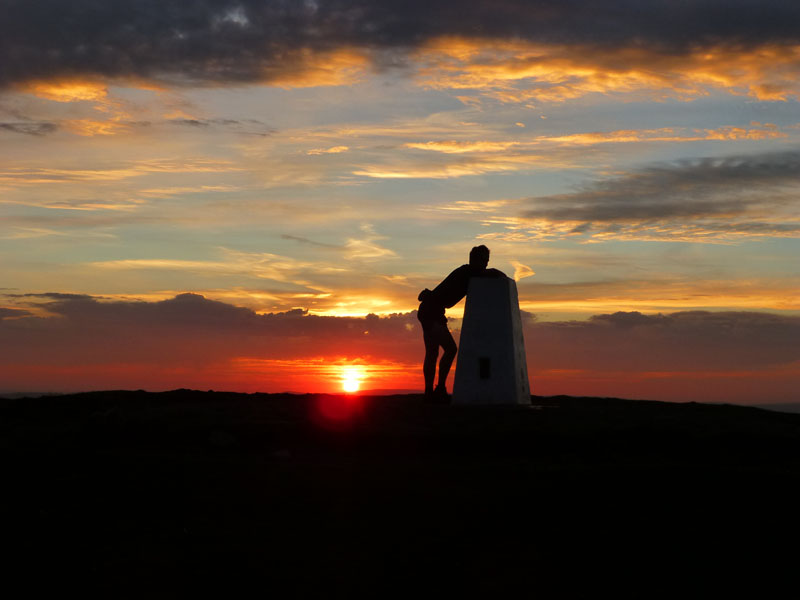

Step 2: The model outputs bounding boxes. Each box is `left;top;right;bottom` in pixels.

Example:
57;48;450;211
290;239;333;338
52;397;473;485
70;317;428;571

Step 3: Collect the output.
417;245;506;402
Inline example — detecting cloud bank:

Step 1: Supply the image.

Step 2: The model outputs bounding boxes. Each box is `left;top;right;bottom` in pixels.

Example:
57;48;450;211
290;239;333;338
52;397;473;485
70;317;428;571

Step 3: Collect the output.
2;292;798;402
3;1;800;98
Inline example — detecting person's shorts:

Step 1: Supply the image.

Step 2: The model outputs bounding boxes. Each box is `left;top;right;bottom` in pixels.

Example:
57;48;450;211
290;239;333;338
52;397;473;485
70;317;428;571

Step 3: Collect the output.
417;300;446;330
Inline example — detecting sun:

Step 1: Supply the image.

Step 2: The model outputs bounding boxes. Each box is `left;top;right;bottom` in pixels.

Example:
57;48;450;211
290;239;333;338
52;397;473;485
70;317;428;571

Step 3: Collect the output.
341;366;365;393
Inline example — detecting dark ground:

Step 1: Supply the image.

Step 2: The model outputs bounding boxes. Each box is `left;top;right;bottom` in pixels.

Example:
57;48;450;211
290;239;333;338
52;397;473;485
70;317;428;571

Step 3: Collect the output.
3;390;800;597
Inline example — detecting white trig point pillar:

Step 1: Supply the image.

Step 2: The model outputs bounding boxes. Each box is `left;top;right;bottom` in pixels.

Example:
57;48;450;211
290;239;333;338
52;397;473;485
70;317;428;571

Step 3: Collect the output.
452;277;531;405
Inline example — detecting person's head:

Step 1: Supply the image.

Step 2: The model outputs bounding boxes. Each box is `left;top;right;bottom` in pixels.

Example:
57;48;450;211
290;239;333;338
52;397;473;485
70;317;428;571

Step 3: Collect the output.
469;245;490;269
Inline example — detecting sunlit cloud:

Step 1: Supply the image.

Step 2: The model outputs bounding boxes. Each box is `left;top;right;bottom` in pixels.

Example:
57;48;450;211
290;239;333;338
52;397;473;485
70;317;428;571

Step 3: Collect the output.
350;122;792;181
424;199;516;214
538;123;786;145
1;227;69;240
344;224;397;259
404;140;519;153
405;124;787;155
517;278;800;315
21;80;109;103
353;153;571;179
306;145;350;155
61;118;132;136
0;167;142;184
138;185;242;198
511;260;535;281
0;158;242;187
15;79;143;137
91;248;347;287
264;49;370;88
415;38;800;103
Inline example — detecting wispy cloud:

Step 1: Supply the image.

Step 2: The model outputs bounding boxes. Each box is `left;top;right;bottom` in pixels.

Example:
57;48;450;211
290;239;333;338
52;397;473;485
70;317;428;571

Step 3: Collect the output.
0;307;31;319
344;224;397;259
281;234;343;249
516;277;800;314
167;117;274;136
353;152;573;179
0;158;242;186
405;124;787;154
91;247;347;288
350;123;790;180
404;140;519;153
306;145;350;155
511;260;535;281
22;81;109;103
0;121;58;136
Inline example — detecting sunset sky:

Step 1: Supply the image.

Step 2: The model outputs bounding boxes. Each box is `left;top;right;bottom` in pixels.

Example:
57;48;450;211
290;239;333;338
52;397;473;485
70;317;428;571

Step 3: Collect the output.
2;1;799;403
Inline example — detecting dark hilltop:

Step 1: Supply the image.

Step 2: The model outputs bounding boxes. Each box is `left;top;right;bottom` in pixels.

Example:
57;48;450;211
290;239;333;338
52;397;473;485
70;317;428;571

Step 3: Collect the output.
3;390;799;596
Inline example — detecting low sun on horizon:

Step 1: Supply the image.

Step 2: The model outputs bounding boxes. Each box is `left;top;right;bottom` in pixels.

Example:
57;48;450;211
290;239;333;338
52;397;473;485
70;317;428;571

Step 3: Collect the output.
341;366;366;393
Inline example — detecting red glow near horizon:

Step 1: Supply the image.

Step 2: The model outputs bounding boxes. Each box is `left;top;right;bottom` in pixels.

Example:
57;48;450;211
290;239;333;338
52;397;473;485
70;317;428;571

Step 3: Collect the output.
312;393;365;428
2;354;798;405
227;357;415;393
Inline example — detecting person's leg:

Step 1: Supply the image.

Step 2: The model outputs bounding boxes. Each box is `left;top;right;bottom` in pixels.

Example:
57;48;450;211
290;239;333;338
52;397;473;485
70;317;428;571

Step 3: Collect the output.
422;325;440;395
435;325;457;392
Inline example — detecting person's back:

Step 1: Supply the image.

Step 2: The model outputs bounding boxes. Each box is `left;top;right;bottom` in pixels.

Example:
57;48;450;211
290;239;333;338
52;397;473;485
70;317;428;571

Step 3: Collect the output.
431;263;505;309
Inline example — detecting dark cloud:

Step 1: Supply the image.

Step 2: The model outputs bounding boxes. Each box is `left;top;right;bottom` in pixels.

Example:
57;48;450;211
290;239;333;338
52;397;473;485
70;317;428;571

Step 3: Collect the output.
168;118;274;136
281;234;343;249
7;292;96;300
0;121;57;135
515;149;800;240
2;1;800;88
0;307;31;319
0;293;420;366
523;150;800;222
529;310;800;372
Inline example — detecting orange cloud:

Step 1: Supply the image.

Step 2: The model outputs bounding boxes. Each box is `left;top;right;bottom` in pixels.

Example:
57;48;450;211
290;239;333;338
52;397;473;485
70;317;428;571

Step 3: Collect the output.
0;159;242;186
540;123;786;145
404;140;519;153
516;278;800;315
61;118;131;136
17;79;140;136
352;153;569;179
265;49;370;88
21;80;108;103
306;145;350;155
414;37;800;103
400;124;786;166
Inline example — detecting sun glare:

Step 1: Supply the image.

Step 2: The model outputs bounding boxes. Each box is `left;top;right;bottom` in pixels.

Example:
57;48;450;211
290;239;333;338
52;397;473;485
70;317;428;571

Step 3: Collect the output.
341;366;365;393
